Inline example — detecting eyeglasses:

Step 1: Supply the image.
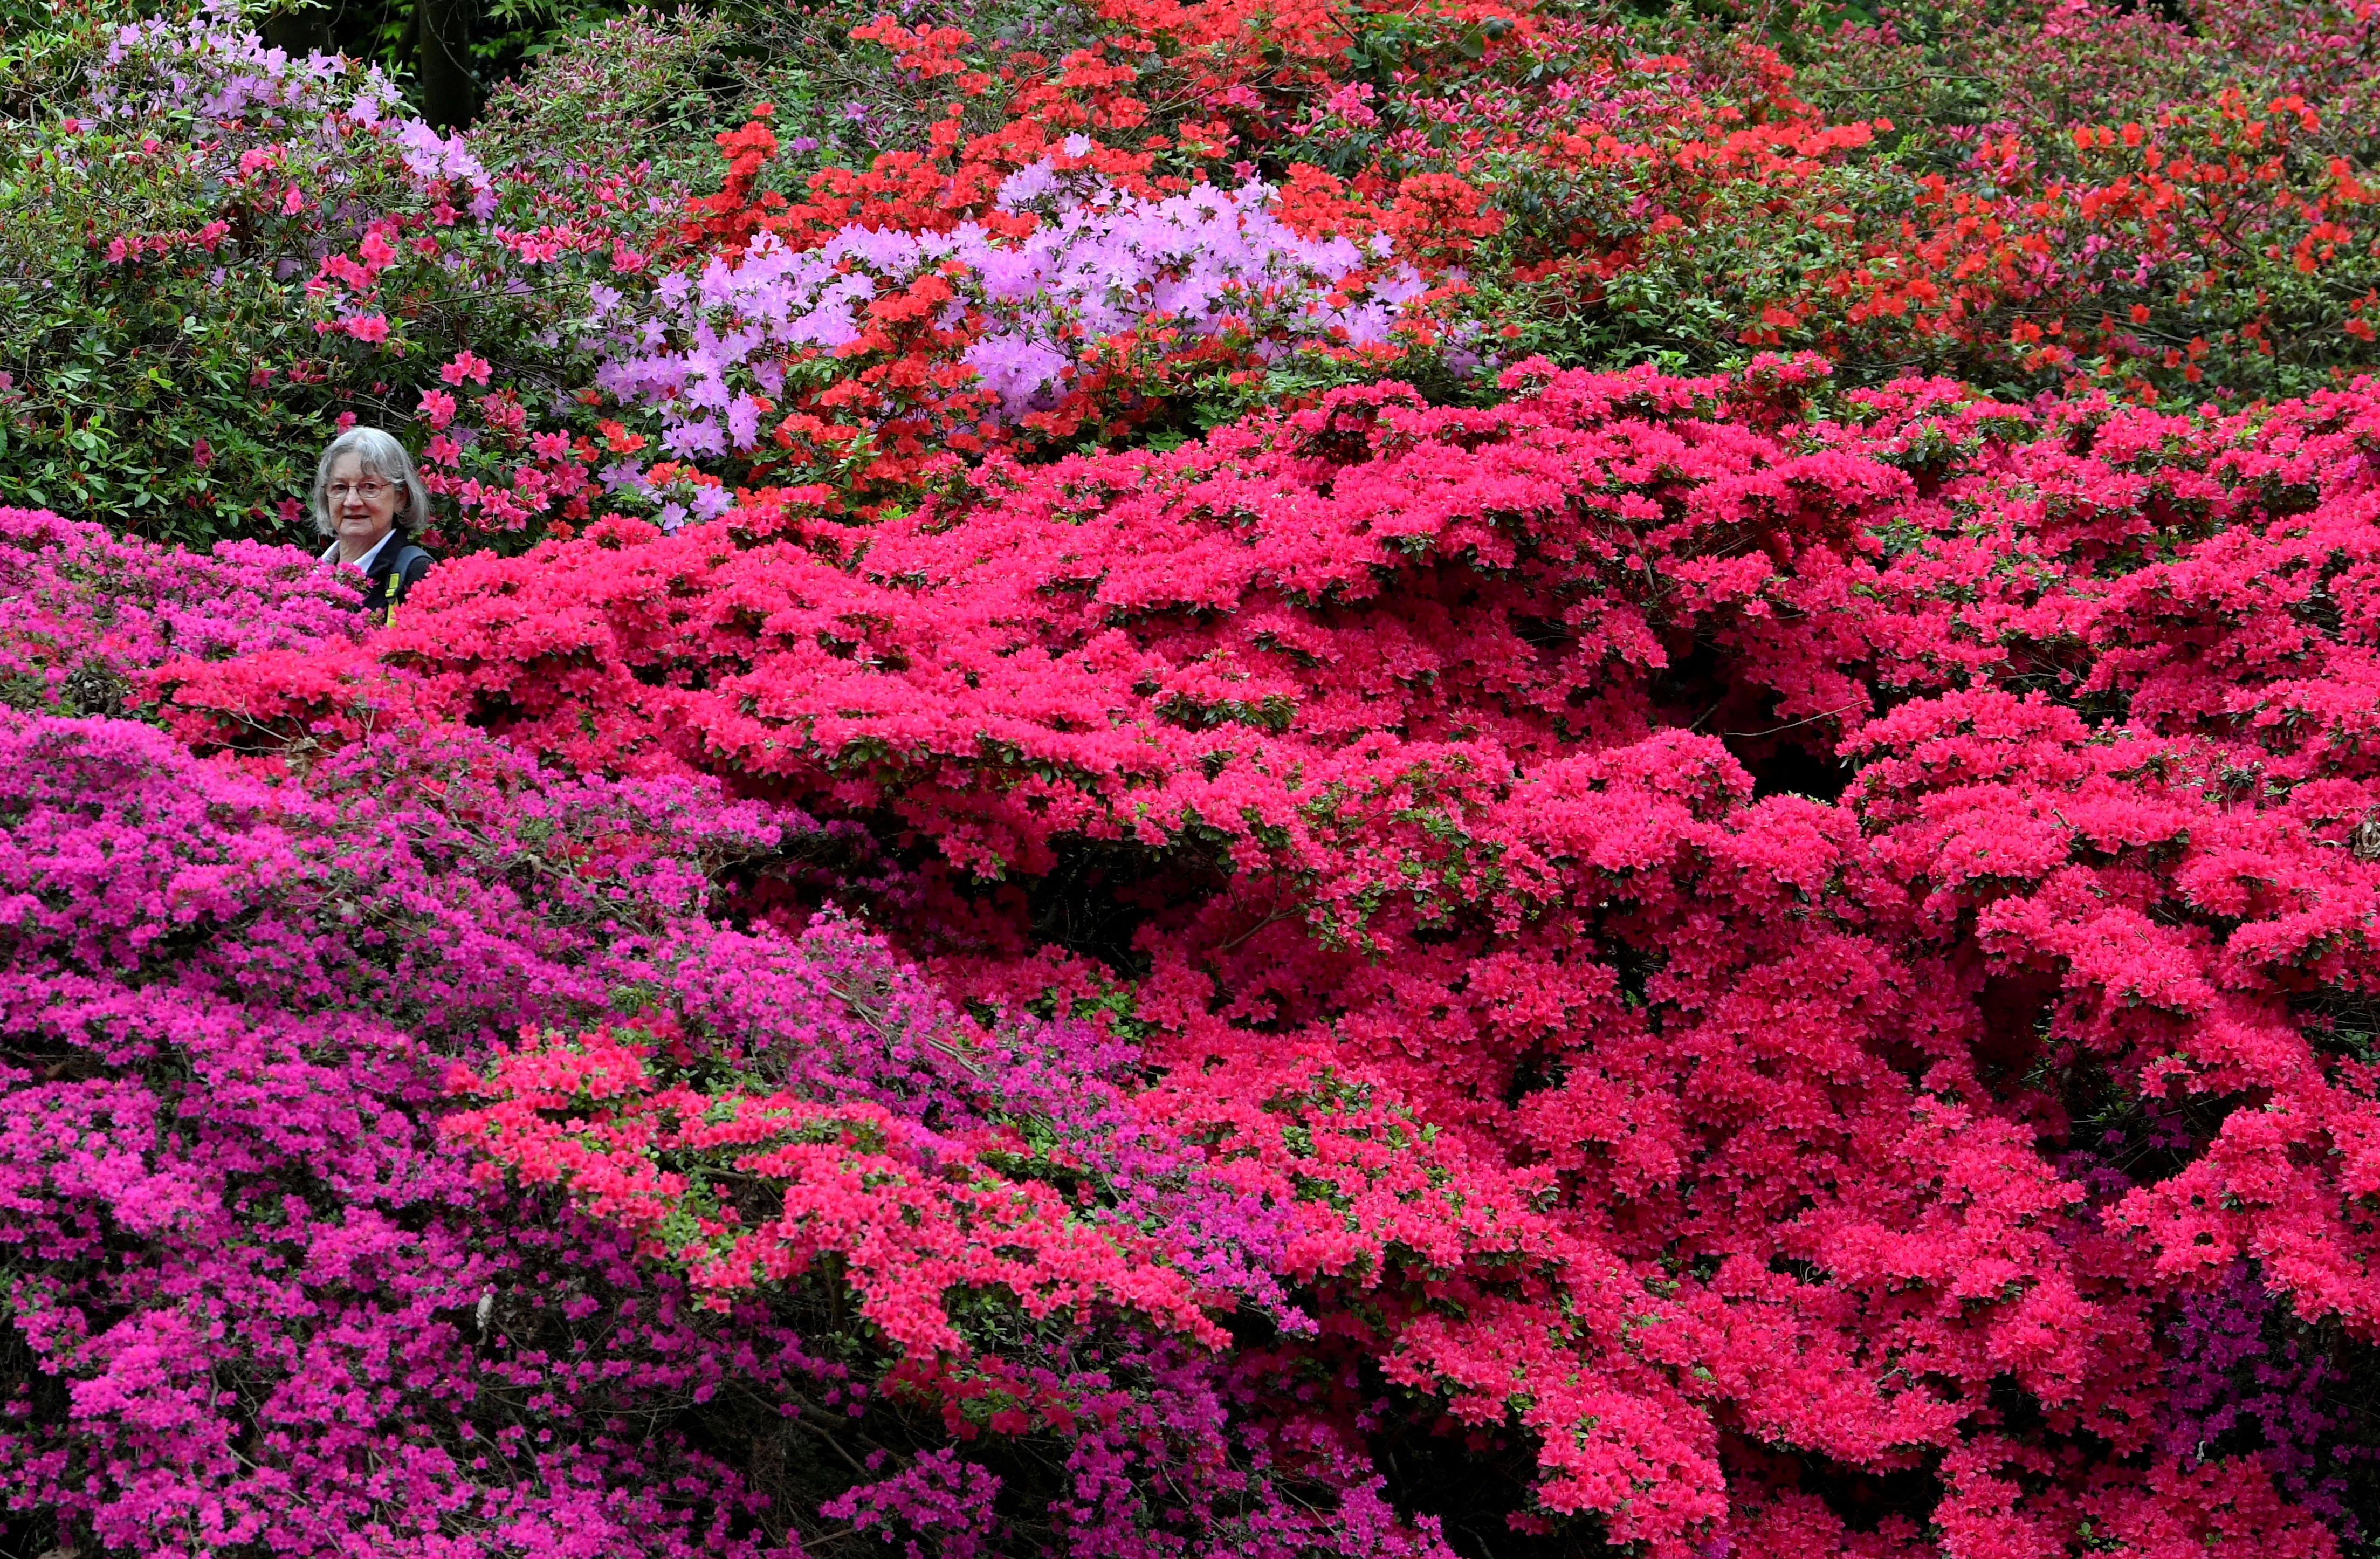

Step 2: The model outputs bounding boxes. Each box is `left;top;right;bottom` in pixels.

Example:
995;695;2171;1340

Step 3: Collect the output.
328;480;392;502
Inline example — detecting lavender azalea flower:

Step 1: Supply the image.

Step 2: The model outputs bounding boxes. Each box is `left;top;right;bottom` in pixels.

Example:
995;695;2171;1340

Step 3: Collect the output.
593;167;1431;455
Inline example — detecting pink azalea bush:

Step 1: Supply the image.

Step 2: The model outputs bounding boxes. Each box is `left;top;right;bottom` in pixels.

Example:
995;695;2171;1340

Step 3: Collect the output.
0;505;361;719
0;549;1495;1555
125;353;2378;1555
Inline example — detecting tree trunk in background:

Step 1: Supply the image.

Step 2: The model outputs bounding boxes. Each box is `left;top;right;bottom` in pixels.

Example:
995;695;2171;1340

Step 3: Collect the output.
417;0;473;131
260;8;333;58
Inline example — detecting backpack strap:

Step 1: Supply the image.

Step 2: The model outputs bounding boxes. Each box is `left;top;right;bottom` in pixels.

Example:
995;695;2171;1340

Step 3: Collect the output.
380;545;434;626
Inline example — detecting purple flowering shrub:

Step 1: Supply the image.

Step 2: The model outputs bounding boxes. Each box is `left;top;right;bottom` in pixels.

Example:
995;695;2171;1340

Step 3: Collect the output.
0;712;799;1554
2162;1263;2373;1531
0;705;1468;1557
588;171;1442;517
93;1;416;131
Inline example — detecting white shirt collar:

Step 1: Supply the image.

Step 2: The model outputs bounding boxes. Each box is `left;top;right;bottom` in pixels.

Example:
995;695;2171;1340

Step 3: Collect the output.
321;528;396;572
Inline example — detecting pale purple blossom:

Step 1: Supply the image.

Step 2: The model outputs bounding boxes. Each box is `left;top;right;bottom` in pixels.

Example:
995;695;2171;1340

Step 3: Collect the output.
595;168;1431;451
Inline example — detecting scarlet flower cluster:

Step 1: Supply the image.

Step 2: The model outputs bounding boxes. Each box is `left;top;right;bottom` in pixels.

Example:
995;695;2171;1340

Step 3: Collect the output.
444;1025;1229;1348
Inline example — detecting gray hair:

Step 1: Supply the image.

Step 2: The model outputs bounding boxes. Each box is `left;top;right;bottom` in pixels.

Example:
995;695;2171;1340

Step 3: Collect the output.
310;426;430;538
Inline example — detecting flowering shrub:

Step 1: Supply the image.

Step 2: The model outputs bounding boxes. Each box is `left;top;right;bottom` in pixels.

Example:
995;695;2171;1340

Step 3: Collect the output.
1236;3;2380;402
29;0;2379;554
11;0;2380;1552
0;3;677;551
194;355;2367;1551
442;990;1522;1556
0;693;1616;1558
593;170;1439;504
0;504;360;719
0;711;799;1555
2161;1263;2367;1525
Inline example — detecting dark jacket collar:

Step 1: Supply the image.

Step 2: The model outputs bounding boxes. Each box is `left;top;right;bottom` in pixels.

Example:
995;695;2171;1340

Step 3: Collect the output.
364;524;414;577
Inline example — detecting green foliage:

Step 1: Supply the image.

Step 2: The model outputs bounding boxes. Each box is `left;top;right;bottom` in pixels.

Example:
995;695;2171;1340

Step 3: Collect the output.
720;0;1110;184
0;0;148;116
0;7;737;550
466;8;743;191
0;120;336;545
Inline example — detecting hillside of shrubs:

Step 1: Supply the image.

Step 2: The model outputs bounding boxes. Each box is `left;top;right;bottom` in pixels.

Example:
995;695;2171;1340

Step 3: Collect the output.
6;0;2380;1555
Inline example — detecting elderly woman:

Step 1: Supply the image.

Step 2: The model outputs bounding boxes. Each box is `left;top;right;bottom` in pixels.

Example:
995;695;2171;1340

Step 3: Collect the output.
314;427;434;620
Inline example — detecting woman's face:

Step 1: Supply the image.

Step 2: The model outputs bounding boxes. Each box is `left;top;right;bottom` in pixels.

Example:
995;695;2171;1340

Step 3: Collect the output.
326;453;401;554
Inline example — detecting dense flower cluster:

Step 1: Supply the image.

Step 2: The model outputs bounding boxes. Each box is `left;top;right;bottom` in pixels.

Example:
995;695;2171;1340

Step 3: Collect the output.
593;171;1438;503
0;504;361;719
0;690;1520;1557
154;354;2373;1553
0;709;800;1554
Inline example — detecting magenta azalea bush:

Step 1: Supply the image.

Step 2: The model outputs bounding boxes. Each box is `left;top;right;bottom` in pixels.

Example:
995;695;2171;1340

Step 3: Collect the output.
0;505;363;719
2;710;795;1554
0;706;1464;1556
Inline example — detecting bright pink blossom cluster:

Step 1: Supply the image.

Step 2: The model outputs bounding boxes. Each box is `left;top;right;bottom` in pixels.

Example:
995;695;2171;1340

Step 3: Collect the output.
445;1025;1229;1347
0;712;803;1555
0;504;361;717
267;355;2378;1555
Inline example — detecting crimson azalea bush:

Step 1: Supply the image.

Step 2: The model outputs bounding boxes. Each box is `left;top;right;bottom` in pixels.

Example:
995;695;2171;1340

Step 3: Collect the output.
136;353;2380;1555
0;538;1732;1559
